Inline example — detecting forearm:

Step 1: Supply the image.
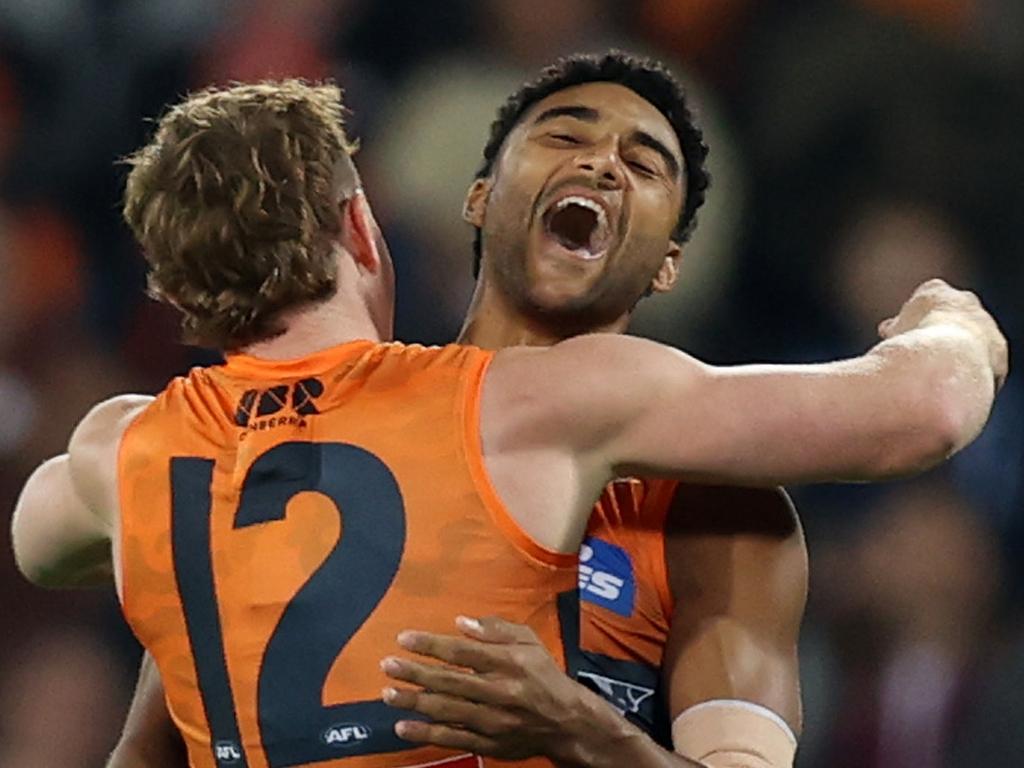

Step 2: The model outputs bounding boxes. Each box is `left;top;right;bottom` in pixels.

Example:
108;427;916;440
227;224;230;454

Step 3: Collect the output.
716;323;996;483
108;654;188;768
106;735;188;768
106;744;148;768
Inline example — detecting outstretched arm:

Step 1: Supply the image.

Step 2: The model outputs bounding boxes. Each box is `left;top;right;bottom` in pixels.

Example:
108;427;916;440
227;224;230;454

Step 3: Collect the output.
106;654;188;768
485;280;1006;491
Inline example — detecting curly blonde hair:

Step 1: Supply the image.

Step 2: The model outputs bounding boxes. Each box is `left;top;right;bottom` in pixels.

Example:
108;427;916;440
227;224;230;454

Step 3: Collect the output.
123;80;359;349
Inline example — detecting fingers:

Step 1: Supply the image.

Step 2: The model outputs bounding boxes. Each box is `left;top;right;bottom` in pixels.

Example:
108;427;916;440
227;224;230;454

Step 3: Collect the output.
917;277;952;293
383;687;520;737
392;719;501;754
381;656;488;699
457;615;539;645
911;278;982;310
878;317;896;339
384;686;475;720
381;656;518;706
397;630;510;672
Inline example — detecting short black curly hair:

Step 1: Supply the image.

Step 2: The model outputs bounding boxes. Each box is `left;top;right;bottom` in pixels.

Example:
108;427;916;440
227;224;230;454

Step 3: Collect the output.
471;51;710;277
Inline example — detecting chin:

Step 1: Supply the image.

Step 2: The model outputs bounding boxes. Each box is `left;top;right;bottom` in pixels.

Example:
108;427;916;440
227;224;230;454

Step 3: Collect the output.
521;290;622;334
525;283;593;313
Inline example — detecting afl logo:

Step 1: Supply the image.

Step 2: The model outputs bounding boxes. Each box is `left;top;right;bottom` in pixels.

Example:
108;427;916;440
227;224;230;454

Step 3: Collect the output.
214;740;242;764
322;723;372;747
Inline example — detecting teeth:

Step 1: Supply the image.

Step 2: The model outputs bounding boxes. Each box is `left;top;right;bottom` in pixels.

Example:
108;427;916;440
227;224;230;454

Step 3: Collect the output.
555;195;608;232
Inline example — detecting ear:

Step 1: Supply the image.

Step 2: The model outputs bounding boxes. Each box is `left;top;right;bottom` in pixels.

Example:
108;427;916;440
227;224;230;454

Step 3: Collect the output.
649;241;684;294
341;192;381;273
463;178;492;227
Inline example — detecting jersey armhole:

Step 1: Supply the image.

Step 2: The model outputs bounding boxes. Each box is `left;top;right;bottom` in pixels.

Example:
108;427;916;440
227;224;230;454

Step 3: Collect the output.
644;480;677;622
459;349;577;571
115;400;155;610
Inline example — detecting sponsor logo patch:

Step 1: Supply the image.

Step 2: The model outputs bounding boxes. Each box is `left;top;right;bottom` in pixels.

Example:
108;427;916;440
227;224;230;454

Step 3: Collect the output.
577;671;655;715
578;537;635;617
234;377;324;438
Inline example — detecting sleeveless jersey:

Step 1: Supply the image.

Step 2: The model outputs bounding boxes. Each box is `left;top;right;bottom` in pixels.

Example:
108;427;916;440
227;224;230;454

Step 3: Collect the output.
564;477;679;745
117;340;576;768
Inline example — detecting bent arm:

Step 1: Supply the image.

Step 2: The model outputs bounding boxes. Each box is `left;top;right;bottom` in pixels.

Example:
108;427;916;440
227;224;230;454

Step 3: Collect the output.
12;454;112;587
662;485;807;767
491;322;998;489
107;654;188;768
11;394;151;587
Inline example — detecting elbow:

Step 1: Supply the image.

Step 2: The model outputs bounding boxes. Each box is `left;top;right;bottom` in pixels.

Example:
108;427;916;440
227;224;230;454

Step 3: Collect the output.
11;522;107;589
14;545;112;589
13;541;59;588
11;517;40;586
13;548;53;588
10;506;54;588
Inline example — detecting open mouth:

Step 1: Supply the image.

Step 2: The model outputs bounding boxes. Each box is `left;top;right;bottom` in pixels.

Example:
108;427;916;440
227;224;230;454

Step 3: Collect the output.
542;196;612;260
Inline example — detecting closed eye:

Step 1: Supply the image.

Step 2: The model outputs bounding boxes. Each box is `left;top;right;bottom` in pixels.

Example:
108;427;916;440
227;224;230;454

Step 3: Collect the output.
628;160;656;177
550;133;582;145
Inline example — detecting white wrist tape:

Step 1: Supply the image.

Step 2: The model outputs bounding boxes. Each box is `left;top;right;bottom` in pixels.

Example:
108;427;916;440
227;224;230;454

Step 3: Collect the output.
672;699;797;768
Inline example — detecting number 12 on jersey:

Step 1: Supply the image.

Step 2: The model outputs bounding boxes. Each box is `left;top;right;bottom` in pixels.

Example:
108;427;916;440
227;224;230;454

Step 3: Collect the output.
170;441;419;767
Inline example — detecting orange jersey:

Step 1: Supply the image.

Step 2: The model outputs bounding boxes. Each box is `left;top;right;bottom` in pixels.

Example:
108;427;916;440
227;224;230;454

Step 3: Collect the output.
117;340;576;768
565;478;679;745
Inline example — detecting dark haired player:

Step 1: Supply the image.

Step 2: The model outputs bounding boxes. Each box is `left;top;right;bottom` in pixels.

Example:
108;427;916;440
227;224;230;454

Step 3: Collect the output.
13;59;1006;768
380;52;801;768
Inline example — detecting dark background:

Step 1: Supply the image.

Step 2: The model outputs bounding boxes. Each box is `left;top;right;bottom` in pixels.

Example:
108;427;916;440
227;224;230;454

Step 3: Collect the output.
1;1;1022;765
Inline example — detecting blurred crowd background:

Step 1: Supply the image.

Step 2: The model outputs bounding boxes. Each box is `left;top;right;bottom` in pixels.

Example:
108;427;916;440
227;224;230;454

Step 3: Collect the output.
1;1;1021;766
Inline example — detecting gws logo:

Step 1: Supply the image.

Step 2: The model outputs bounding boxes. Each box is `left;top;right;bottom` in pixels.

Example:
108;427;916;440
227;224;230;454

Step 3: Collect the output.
578;537;635;617
234;377;324;435
577;671;654;715
214;740;243;764
322;723;372;748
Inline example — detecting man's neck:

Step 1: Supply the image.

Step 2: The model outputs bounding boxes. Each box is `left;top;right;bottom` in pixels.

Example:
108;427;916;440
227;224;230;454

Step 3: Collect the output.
240;290;384;360
457;278;628;351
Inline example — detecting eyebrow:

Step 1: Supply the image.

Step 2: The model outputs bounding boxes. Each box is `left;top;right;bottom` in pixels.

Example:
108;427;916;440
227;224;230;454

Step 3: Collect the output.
631;130;681;180
531;105;601;125
532;104;682;180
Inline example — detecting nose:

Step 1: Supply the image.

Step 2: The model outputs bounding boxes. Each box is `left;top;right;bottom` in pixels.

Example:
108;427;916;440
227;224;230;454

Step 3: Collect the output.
573;145;625;190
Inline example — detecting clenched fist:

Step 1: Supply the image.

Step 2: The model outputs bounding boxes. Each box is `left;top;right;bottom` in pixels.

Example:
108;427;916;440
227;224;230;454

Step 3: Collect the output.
878;278;1008;391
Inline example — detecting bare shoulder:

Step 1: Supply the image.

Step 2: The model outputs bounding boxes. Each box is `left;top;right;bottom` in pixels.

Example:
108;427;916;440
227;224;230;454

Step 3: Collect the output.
664;483;807;617
490;333;697;375
68;394;154;518
485;334;706;450
69;394;154;451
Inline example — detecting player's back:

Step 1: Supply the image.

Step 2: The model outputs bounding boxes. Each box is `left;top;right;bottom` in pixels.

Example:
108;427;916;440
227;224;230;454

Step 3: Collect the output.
117;340;576;768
